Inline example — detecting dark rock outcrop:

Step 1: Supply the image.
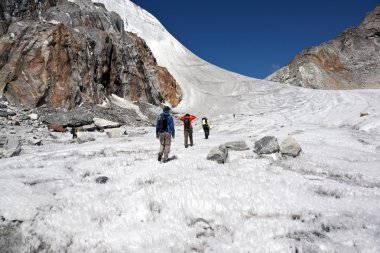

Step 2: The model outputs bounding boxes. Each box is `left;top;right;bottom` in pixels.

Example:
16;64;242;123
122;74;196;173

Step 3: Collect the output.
267;4;380;89
0;0;181;110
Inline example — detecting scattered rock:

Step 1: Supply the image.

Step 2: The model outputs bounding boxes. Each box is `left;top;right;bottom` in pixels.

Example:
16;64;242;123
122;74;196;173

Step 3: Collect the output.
224;140;250;151
280;136;302;157
105;128;127;138
0;104;7;109
47;124;66;132
77;133;95;144
207;145;228;164
28;137;42;146
0;110;8;118
254;136;280;155
95;176;109;184
191;218;214;238
2;135;21;158
7;111;16;117
28;114;38;120
360;112;369;117
82;124;96;132
94;118;122;129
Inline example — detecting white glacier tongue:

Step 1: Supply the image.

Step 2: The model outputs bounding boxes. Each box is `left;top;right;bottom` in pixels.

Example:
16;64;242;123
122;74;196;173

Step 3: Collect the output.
91;0;261;114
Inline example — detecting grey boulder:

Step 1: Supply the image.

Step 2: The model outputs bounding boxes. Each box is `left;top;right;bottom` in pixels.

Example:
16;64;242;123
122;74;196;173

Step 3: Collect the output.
254;136;280;154
207;145;228;164
28;137;42;146
280;136;301;157
2;135;21;158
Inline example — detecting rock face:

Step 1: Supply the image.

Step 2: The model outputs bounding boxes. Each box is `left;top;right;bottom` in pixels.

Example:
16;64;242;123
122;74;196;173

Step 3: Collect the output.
254;136;280;155
0;0;181;109
280;136;301;157
267;4;380;89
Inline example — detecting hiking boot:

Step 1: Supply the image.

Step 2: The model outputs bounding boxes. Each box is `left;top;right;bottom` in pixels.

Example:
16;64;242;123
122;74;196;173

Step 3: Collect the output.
185;145;188;148
158;154;162;161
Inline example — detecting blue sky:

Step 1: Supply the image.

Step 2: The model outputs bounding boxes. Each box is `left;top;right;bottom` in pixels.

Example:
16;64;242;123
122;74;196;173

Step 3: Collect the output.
131;0;378;79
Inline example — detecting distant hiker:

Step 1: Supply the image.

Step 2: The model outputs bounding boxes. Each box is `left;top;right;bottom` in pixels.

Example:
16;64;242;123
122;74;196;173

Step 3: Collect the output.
202;117;210;139
70;127;78;139
179;113;196;148
156;106;175;162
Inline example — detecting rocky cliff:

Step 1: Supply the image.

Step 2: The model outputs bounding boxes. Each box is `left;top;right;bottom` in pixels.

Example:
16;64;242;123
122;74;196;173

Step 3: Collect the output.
267;4;380;89
0;0;181;109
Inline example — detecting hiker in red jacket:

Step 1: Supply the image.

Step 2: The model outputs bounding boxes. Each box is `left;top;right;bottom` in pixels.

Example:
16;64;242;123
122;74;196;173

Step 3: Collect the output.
179;113;196;148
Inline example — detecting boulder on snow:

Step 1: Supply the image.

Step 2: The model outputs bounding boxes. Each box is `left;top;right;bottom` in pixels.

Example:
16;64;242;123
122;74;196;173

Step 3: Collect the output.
94;118;121;129
77;133;95;144
254;136;280;155
28;113;38;120
280;136;302;157
95;176;109;184
28;137;42;146
191;218;214;238
360;112;369;117
105;128;127;138
224;140;250;151
47;124;65;132
207;145;228;164
2;135;21;158
0;104;7;109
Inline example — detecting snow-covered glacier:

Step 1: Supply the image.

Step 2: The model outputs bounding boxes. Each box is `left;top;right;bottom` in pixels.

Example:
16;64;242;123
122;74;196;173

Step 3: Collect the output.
1;0;380;252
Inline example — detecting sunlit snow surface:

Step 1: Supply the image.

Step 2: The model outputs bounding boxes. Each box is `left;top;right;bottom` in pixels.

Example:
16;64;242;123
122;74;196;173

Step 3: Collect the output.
1;0;380;252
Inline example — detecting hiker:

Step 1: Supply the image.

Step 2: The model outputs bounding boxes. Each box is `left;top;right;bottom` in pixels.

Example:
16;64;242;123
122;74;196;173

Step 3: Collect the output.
70;127;78;139
156;106;175;162
179;113;196;148
202;117;210;139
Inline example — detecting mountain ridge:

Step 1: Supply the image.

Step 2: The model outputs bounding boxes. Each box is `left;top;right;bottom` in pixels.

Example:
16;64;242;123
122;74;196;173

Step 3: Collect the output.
267;4;380;89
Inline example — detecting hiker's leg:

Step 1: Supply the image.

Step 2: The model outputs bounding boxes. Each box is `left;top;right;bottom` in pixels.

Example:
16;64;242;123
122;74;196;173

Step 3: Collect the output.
189;128;193;146
159;133;165;156
184;129;189;147
205;127;209;139
163;133;171;160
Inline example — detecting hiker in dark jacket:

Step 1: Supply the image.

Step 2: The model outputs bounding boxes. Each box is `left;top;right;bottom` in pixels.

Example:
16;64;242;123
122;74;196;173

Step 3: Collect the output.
202;117;210;139
156;106;175;162
179;113;196;148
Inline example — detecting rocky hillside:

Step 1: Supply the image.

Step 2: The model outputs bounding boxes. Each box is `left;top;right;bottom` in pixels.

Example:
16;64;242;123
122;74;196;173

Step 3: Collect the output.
267;4;380;89
0;0;181;109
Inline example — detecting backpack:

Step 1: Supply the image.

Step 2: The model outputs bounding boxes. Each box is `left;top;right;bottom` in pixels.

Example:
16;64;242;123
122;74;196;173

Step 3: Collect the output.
159;114;168;132
184;118;190;129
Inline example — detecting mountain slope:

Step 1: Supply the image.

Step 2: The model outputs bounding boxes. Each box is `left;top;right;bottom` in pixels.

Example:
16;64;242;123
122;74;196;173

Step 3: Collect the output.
0;0;181;109
267;4;380;89
1;1;380;252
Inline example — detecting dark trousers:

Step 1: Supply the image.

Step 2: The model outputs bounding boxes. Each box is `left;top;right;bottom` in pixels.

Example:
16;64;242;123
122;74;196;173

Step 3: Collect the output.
203;126;209;139
184;128;193;147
